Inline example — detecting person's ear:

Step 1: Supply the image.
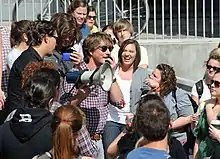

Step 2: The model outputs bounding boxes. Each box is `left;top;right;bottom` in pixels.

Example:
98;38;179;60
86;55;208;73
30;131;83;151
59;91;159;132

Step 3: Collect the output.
48;98;54;108
23;33;28;42
44;35;50;44
169;121;173;130
89;51;93;56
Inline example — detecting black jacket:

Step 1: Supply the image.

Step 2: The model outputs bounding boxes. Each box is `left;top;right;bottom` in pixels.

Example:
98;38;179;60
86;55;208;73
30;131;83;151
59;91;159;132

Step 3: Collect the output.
7;47;43;113
0;108;53;159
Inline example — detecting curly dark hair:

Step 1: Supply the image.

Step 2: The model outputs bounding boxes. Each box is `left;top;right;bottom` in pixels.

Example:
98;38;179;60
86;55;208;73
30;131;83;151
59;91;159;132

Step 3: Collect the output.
22;61;59;89
26;20;57;46
51;13;81;52
156;64;177;97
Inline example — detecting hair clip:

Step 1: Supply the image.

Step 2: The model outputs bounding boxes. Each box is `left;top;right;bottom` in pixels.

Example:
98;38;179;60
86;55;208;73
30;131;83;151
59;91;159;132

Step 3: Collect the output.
61;119;71;123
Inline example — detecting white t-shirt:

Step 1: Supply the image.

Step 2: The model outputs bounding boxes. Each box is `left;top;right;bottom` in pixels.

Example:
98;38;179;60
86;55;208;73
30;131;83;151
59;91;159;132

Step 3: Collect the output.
107;69;132;124
191;80;211;113
111;44;149;66
7;48;23;70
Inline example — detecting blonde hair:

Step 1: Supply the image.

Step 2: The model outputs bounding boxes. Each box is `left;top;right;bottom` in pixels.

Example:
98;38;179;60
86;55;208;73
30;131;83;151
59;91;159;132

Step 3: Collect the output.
52;105;85;159
113;18;133;38
206;48;220;64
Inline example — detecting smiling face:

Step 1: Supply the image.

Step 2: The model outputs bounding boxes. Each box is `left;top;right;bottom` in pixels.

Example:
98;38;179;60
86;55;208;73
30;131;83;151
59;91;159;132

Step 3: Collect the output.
73;7;87;26
121;44;137;68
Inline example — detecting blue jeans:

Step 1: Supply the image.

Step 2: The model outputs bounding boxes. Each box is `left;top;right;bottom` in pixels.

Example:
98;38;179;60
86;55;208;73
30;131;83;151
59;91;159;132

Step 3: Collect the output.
103;121;125;159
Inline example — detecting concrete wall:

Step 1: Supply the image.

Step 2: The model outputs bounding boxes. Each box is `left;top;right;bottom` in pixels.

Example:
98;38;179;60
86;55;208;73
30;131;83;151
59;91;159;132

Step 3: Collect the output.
140;40;219;88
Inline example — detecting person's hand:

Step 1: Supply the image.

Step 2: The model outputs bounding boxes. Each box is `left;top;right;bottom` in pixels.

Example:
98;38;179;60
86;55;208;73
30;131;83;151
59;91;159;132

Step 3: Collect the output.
70;84;91;106
125;113;134;131
145;78;159;90
0;89;6;110
209;124;220;141
105;55;116;69
191;113;200;122
70;51;82;65
76;84;91;100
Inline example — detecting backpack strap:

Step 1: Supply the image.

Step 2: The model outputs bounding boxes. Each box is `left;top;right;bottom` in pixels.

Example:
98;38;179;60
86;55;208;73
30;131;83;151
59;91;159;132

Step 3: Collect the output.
172;87;198;113
172;88;177;108
195;80;203;99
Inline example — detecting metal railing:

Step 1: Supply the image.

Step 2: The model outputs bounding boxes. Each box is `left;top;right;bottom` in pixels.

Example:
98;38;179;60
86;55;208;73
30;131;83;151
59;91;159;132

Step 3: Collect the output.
1;0;220;41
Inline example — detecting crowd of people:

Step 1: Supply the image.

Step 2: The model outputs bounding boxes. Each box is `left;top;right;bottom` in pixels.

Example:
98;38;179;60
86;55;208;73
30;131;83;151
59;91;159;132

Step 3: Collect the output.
0;0;220;159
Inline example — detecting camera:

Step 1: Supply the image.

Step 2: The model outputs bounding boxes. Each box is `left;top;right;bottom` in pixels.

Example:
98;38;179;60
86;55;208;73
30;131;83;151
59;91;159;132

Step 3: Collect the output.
62;48;76;61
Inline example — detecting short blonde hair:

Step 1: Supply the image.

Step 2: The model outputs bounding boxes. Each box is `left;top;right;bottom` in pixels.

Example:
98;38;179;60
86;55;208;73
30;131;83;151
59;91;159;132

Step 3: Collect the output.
207;48;220;64
113;19;133;38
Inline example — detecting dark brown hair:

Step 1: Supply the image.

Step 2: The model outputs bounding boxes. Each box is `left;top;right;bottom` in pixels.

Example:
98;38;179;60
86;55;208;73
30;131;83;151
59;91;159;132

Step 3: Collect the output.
136;94;170;141
102;24;113;32
51;105;83;159
51;13;81;52
87;5;96;14
83;32;113;63
10;20;32;47
26;20;57;46
118;39;141;72
67;0;88;15
22;62;60;109
156;64;177;97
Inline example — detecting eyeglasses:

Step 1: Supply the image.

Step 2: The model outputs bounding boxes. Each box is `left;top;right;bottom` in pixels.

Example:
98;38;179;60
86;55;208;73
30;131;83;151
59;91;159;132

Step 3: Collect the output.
87;16;96;20
211;80;220;88
97;46;114;52
206;64;220;72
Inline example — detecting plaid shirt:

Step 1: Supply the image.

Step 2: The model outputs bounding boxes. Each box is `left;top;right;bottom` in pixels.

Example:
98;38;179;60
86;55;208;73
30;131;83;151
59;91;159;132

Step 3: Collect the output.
0;23;11;95
61;62;109;135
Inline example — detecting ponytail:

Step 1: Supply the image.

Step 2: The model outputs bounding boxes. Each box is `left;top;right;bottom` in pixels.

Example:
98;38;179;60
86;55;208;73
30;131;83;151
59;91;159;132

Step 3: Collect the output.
51;106;83;159
53;122;77;159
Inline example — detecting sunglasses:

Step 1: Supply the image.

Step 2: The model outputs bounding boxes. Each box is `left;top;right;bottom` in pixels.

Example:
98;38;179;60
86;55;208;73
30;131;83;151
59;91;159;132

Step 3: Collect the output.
98;46;114;52
87;16;96;20
211;80;220;88
206;64;220;72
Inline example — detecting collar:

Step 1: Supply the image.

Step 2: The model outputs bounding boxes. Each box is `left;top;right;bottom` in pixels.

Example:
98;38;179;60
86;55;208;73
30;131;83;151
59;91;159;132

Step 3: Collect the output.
28;46;44;61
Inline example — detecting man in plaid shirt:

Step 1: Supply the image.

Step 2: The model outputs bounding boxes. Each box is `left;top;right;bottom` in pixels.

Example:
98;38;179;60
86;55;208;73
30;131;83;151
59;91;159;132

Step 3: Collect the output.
64;32;123;159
